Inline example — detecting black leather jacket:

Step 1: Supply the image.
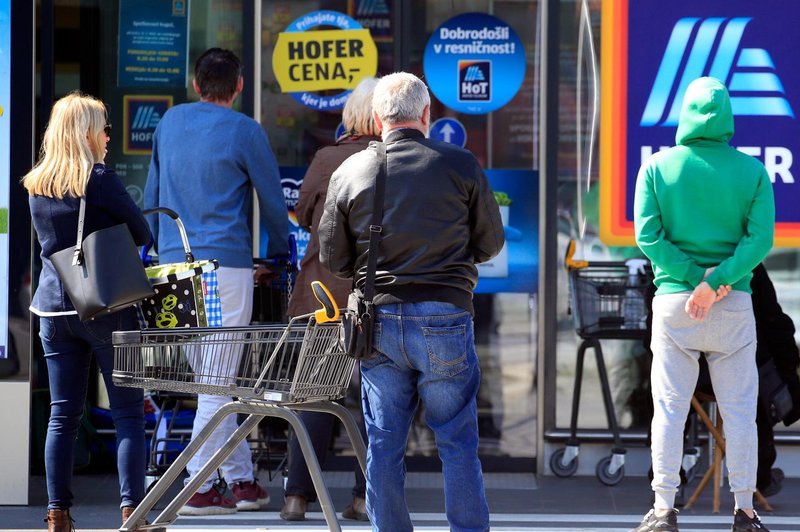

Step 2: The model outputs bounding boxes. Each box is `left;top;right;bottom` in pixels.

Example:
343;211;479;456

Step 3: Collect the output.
319;128;504;314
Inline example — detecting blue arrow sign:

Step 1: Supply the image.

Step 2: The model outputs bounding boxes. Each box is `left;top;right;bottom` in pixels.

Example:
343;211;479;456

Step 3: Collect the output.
335;122;346;141
430;117;467;147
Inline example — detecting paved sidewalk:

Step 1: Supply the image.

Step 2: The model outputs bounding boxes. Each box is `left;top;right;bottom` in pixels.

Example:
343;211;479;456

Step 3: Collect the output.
3;471;799;531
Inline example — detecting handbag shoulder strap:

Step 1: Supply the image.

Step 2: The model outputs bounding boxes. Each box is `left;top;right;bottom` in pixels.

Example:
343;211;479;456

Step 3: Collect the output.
71;196;88;266
362;141;386;305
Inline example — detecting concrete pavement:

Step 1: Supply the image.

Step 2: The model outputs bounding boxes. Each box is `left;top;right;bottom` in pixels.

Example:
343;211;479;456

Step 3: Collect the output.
3;470;800;531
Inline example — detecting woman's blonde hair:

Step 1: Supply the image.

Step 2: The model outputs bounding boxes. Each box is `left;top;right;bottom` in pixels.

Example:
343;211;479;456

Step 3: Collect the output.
22;92;108;198
341;77;380;138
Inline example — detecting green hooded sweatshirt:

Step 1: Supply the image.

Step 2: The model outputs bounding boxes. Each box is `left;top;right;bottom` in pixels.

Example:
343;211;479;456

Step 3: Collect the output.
634;76;775;295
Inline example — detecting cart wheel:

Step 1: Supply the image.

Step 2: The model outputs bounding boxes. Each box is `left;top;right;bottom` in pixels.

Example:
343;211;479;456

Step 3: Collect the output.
550;447;579;477
596;455;625;486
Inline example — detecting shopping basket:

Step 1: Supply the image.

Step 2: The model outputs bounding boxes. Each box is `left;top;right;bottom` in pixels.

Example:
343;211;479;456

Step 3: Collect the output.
139;207;221;329
550;240;652;486
569;263;650;338
114;281;366;532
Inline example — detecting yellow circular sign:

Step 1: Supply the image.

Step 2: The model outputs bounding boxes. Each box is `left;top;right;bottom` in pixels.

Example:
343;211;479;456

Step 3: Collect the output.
272;11;377;111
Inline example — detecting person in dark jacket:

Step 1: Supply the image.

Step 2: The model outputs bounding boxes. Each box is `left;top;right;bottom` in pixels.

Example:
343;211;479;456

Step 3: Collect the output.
746;263;800;496
23;92;152;531
319;72;504;532
280;77;378;523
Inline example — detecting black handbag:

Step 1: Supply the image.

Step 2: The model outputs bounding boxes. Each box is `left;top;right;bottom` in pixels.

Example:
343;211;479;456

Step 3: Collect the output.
49;196;154;321
342;141;387;359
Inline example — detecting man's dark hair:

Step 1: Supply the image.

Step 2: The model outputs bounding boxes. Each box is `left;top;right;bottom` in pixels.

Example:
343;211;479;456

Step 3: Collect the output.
194;48;243;102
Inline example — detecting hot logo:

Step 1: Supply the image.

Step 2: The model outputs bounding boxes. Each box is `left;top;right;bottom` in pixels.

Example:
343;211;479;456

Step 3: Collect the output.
458;60;491;102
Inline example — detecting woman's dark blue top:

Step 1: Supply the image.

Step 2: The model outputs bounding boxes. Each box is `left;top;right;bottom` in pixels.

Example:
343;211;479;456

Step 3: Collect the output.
30;164;152;315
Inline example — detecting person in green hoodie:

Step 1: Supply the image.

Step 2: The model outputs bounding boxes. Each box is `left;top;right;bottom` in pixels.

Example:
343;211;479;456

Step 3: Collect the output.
630;77;775;532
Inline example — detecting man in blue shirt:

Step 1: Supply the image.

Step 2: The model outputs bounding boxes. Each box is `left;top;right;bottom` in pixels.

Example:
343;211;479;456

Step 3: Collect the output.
145;47;289;516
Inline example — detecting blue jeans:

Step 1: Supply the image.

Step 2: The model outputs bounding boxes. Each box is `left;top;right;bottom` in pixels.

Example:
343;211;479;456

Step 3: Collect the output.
40;309;145;510
360;301;490;532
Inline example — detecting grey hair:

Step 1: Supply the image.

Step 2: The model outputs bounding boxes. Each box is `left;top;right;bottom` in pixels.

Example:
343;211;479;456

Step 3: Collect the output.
342;77;380;137
372;72;430;125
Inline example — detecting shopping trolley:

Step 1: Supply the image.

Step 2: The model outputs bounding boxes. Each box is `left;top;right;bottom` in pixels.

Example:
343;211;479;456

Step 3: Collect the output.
550;240;652;486
252;234;298;324
114;282;365;532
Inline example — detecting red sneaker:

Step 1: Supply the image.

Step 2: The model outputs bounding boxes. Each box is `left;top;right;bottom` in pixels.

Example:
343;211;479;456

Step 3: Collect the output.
231;480;270;511
178;487;237;516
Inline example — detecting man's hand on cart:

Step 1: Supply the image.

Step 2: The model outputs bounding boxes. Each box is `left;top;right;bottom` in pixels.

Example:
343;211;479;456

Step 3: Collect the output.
254;263;279;286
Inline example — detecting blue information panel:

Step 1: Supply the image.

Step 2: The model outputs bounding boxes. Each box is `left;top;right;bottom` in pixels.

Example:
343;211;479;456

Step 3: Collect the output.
423;13;525;115
261;167;538;294
475;170;538;294
430;117;467;147
117;0;189;88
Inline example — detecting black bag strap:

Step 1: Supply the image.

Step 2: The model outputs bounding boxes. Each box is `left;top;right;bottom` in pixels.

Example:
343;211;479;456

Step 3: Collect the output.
70;196;88;266
362;142;387;306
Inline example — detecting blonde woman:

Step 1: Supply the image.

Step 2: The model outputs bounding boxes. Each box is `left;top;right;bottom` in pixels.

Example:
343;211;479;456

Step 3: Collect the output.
23;92;151;532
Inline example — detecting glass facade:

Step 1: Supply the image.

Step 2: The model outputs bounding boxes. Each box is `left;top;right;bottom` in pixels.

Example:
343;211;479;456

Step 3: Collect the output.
260;0;540;461
551;0;800;445
12;0;796;482
10;0;542;472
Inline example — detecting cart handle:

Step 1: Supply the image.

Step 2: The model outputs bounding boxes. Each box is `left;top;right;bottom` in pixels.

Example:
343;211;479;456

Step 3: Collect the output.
142;207;194;263
311;281;340;323
565;239;589;271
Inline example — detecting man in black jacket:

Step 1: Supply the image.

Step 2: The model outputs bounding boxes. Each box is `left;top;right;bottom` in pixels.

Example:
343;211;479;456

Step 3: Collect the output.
319;72;504;532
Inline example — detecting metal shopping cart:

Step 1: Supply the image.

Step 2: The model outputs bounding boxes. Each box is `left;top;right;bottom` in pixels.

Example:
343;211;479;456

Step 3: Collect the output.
252;234;298;324
114;282;365;532
549;240;652;486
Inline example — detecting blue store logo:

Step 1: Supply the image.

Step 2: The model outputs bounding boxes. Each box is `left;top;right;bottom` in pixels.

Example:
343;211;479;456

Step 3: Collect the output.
641;17;794;127
355;0;389;16
131;105;162;130
458;60;491;102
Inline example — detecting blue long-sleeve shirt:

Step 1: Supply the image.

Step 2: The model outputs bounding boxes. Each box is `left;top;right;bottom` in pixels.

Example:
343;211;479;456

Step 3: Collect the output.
144;101;289;267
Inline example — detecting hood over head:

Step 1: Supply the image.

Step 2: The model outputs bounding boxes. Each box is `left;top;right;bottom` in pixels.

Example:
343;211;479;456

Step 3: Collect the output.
675;77;734;145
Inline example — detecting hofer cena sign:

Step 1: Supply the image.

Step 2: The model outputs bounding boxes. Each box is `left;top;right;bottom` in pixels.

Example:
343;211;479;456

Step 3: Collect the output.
600;0;800;247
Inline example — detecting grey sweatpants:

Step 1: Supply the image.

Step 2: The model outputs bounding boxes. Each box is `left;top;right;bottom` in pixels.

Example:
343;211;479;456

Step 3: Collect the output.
650;291;758;511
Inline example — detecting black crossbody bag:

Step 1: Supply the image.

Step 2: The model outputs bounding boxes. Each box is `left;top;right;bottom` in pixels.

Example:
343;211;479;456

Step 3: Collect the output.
342;142;386;359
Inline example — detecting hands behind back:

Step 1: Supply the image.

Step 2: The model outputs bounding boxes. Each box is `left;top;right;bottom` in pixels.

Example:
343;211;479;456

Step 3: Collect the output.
685;268;733;321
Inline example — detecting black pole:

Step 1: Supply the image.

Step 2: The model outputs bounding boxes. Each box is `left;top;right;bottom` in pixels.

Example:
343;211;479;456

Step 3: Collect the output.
9;0;34;370
241;0;255;118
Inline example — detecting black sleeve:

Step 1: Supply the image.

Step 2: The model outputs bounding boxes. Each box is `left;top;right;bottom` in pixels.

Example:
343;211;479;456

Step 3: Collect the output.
95;167;153;246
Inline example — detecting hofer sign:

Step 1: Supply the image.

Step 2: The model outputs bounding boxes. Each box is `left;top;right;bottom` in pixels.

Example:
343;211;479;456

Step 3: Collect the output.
273;10;377;111
600;0;800;247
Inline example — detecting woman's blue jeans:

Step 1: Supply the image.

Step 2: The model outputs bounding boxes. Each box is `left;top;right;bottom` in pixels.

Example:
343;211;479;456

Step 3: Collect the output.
360;301;490;532
39;309;145;510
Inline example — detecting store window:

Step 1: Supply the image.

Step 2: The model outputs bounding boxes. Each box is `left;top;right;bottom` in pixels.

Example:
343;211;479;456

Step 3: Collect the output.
552;0;800;447
261;0;541;462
